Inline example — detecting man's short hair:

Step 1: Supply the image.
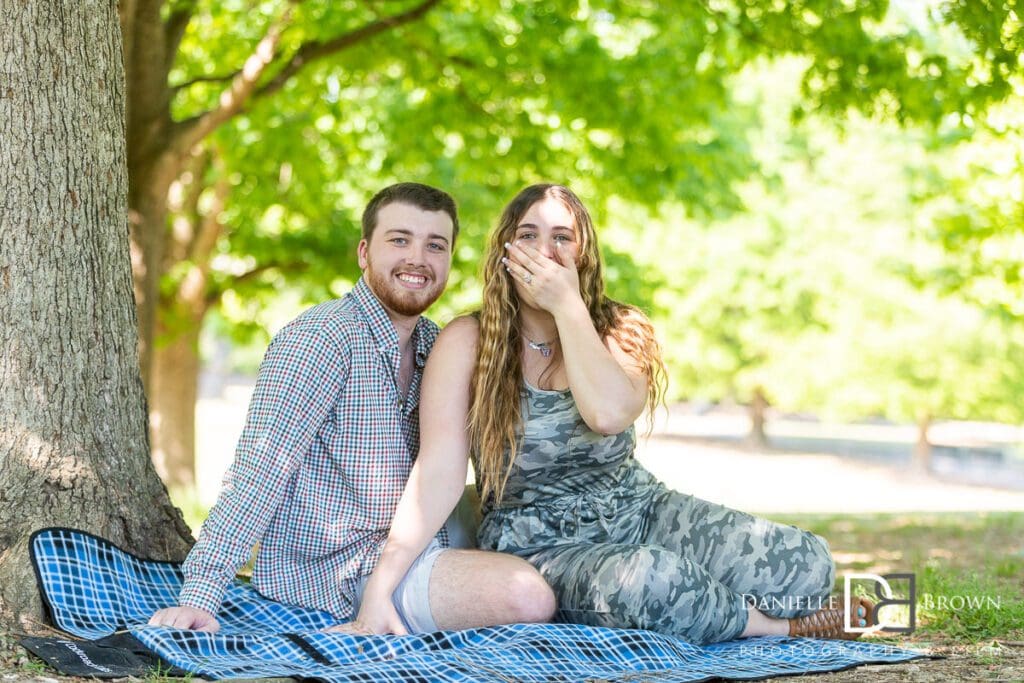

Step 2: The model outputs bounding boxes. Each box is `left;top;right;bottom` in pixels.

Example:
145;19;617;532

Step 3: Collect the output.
361;183;459;246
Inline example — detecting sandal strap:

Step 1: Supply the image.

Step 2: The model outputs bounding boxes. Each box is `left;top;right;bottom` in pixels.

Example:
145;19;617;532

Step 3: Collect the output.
789;607;845;639
788;596;874;640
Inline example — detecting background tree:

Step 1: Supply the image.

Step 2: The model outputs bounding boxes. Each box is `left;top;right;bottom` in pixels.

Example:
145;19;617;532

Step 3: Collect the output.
630;51;1024;454
138;0;1016;487
0;0;192;633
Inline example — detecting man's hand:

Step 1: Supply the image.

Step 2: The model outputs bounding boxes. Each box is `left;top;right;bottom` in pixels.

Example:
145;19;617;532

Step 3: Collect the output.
324;595;407;635
148;606;220;633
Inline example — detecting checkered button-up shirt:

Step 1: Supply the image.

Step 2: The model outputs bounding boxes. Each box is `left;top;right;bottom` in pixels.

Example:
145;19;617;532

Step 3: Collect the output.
179;277;447;619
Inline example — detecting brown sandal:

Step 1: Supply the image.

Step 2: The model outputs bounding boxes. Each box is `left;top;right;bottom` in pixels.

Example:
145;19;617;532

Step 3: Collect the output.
788;595;875;640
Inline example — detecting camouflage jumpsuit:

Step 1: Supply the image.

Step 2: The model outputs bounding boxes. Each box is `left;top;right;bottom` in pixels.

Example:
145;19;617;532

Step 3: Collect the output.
474;384;836;645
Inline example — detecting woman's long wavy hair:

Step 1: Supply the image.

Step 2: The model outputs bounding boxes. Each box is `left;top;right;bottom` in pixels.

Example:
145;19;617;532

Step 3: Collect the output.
468;184;667;505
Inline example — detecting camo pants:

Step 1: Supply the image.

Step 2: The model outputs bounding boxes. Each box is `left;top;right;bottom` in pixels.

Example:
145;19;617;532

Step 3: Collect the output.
482;482;835;645
475;385;835;645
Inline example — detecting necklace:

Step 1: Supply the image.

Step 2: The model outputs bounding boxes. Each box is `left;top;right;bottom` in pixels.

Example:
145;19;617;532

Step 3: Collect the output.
524;334;557;358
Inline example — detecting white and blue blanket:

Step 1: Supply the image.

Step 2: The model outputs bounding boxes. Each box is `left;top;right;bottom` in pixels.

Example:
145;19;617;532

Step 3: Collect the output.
25;528;929;681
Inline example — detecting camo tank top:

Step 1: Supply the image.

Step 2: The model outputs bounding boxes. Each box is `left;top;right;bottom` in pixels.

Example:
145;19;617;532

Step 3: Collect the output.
474;382;661;557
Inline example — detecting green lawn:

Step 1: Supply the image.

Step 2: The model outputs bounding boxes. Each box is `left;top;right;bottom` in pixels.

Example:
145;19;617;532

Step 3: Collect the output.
774;511;1024;645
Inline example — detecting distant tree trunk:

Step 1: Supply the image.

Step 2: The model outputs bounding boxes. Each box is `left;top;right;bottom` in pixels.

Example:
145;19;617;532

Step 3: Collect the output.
748;386;770;448
151;315;203;489
0;0;193;634
121;0;183;397
129;169;178;396
913;412;932;473
150;152;227;488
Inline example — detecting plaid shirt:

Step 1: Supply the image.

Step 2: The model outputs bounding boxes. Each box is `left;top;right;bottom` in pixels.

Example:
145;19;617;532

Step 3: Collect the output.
179;277;447;619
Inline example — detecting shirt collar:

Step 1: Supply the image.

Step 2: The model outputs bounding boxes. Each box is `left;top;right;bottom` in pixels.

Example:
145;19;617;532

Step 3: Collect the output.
353;276;432;367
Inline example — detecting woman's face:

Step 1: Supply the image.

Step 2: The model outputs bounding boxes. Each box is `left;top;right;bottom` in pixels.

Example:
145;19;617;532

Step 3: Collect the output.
511;197;580;263
506;197;581;307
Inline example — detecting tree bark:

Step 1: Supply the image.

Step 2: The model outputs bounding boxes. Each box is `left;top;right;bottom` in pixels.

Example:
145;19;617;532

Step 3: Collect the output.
0;0;193;634
748;386;770;449
913;412;932;473
150;312;203;489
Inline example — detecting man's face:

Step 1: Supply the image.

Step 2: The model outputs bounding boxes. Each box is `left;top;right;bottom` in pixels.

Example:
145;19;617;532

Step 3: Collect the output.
358;201;454;320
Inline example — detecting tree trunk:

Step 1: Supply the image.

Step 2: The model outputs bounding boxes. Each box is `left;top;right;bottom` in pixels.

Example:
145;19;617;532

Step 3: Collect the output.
128;178;175;397
150;311;203;489
748;386;770;449
149;149;227;489
913;412;932;473
0;0;193;634
123;0;182;398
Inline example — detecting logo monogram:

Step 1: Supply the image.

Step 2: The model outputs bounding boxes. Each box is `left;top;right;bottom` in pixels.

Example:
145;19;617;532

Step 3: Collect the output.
844;572;916;634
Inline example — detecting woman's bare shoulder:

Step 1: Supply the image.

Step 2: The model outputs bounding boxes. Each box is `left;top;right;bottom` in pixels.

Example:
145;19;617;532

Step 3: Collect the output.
431;314;480;360
439;314;480;342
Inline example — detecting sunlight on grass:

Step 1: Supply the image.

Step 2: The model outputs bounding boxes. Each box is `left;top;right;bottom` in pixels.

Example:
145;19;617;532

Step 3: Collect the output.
776;511;1024;643
915;565;1024;642
168;487;212;535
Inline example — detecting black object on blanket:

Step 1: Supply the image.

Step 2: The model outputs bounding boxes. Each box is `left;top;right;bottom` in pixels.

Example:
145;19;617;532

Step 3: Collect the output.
21;631;188;678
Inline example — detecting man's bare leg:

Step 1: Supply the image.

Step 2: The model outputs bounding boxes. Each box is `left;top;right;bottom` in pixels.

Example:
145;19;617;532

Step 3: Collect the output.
429;549;557;630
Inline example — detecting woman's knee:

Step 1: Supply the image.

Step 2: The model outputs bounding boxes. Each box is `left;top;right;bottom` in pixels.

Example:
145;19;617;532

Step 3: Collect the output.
804;531;836;598
761;530;835;618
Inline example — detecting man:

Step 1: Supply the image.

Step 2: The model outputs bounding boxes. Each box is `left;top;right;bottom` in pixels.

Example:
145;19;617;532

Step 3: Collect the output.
150;183;555;634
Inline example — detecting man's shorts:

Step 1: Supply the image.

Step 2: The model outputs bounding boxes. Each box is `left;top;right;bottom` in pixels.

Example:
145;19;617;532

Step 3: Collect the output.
351;493;477;633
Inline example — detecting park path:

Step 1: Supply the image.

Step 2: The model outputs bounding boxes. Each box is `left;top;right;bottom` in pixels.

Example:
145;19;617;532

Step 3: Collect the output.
637;435;1024;513
195;380;1024;513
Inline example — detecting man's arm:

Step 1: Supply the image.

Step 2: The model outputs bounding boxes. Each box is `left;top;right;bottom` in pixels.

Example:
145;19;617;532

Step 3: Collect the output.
150;324;348;630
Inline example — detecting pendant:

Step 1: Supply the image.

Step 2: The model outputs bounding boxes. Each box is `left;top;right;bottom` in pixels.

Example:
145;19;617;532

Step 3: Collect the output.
528;341;553;357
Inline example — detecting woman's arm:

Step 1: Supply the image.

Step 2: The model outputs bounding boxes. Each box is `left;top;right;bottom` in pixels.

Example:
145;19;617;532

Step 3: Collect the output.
556;301;649;434
506;240;648;434
336;316;479;635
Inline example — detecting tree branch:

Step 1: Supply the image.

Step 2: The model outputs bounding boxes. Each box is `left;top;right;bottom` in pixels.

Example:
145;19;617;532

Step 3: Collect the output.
170;7;296;155
171;70;242;93
166;147;212;269
170;0;440;158
190;167;229;268
203;261;310;307
252;0;441;101
164;0;198;75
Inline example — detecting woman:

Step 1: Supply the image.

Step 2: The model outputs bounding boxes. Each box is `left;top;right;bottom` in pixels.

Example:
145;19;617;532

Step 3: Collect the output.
350;184;872;644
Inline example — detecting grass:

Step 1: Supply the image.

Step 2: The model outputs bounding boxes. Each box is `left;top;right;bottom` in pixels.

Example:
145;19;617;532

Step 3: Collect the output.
143;661;192;683
775;511;1024;645
20;658;49;675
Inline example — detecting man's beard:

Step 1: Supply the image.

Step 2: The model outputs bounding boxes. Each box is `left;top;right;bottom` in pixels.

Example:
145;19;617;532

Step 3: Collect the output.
364;261;445;317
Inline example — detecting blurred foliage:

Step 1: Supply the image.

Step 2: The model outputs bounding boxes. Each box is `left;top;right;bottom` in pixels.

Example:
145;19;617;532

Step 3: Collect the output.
164;0;1024;427
599;54;1024;426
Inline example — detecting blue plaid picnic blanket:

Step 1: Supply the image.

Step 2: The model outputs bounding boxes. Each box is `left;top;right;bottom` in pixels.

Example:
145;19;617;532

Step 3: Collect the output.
28;528;929;681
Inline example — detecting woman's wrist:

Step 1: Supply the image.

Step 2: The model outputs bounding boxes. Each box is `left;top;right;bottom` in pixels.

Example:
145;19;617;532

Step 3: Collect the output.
552;295;589;326
362;573;397;601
